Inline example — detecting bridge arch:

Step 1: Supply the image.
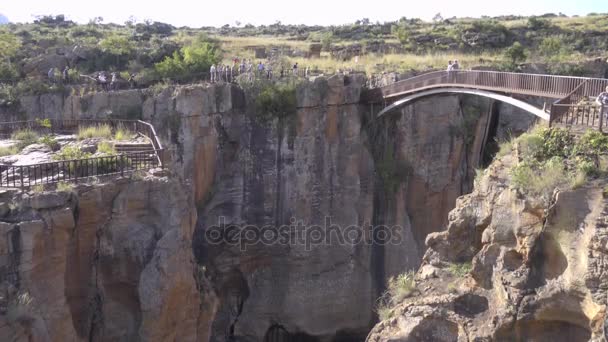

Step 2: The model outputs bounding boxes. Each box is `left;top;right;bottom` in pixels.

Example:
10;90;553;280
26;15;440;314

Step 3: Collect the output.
376;88;550;121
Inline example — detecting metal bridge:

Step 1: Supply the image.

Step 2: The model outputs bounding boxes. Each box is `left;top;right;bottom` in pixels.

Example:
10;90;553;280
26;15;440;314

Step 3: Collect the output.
363;70;608;130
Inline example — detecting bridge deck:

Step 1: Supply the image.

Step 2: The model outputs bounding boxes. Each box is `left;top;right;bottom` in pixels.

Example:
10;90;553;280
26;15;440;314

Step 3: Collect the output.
364;70;608;131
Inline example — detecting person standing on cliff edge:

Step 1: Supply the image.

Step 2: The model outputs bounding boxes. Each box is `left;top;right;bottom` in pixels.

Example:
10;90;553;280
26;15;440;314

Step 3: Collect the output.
596;86;608;122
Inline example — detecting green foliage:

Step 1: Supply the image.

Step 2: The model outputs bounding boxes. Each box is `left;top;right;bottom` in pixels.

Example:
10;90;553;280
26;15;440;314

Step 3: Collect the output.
376;271;417;321
320;32;333;50
35;118;52;128
503;42;527;65
507;127;604;197
447;262;473;277
527;16;552;30
155;36;221;81
377;145;411;194
114;127;133;141
0;31;21;63
391;22;411;46
11;129;39;149
38;135;60;151
96;141;115;155
255;83;297;121
56;181;74;192
31;184;45;193
539;37;564;56
53;145;91;161
0;145;19;156
77;124;112;140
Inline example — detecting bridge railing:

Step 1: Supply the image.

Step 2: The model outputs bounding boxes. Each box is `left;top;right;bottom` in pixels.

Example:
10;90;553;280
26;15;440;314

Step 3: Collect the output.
376;70;608;100
371;69;608;131
0;119;165;188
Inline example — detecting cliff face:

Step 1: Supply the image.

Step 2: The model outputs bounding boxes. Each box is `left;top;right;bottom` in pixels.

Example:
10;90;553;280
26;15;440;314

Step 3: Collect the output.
0;177;203;342
367;147;608;341
0;77;535;340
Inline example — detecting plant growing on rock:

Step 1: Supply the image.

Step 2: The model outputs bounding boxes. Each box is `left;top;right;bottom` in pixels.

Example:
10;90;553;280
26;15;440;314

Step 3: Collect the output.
11;129;39;150
77;124;112;140
375;271;417;321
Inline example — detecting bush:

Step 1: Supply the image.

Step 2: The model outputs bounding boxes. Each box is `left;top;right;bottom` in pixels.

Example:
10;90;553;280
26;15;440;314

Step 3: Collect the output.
38;135;60;151
77;124;112;140
96;141;115;155
447;262;472;277
255;83;298;121
56;181;74;192
504;42;527;65
114;126;134;141
155;36;221;81
53;145;91;161
11;129;39;149
375;271;417;321
0;145;19;156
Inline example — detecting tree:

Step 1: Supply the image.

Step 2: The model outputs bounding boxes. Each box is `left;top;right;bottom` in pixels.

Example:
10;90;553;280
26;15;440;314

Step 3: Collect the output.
155;36;221;81
391;23;410;45
433;13;444;23
0;32;21;66
100;34;134;67
504;42;527;65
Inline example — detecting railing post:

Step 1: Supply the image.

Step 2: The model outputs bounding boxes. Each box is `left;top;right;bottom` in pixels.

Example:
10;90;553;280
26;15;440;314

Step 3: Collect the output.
120;155;124;177
601;105;605;133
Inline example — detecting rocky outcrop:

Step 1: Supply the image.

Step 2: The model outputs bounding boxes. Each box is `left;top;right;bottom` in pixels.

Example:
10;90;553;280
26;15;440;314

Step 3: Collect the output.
0;176;204;341
367;146;608;341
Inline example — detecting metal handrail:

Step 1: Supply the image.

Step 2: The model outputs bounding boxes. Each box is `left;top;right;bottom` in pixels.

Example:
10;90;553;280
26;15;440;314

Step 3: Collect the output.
0;119;165;188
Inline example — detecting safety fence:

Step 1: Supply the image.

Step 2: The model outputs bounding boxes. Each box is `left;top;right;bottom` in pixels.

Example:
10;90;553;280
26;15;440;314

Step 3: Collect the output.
0;119;164;188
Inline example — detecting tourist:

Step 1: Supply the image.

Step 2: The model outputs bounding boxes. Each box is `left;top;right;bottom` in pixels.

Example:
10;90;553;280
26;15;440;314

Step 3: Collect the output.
226;64;231;82
446;60;453;72
266;63;273;80
48;67;55;83
210;64;217;83
62;66;70;84
98;72;107;91
293;62;298;76
596;86;608;120
128;73;137;89
305;66;310;77
110;72;118;91
452;60;460;70
258;61;265;76
218;64;223;82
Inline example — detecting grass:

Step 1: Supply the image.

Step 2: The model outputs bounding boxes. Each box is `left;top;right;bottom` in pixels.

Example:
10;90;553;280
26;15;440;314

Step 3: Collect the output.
376;271;417;321
38;135;60;151
447;262;473;277
11;129;39;149
31;184;44;193
285;52;503;75
77;124;112;140
114;126;134;141
52;145;91;161
56;181;74;192
0;145;19;157
96;141;116;155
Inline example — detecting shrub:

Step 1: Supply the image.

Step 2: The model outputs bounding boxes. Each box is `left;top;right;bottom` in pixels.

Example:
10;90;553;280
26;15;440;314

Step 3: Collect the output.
0;145;19;156
114;127;133;141
155;36;221;81
56;181;74;192
504;42;527;65
53;145;91;161
96;141;115;155
255;83;297;121
31;184;44;193
77;124;112;140
447;262;472;277
11;129;39;149
38;135;60;151
375;271;417;321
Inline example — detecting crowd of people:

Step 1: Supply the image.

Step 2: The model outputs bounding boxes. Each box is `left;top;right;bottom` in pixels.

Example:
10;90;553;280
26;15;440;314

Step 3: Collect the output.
210;58;306;83
47;66;137;91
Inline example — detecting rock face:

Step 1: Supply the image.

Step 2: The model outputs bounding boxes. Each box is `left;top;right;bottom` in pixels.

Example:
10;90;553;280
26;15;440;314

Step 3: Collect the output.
367;148;608;341
0;78;537;340
0;177;204;342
